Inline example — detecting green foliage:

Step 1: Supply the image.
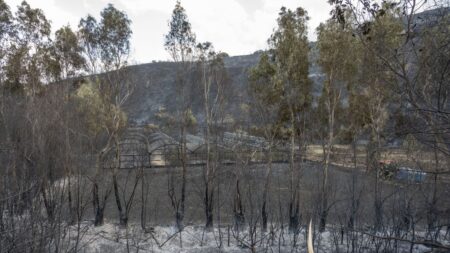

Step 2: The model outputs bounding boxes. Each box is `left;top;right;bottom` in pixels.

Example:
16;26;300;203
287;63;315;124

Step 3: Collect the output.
0;0;13;40
155;106;197;134
3;44;27;92
185;108;197;130
379;161;398;181
316;13;362;139
74;81;127;136
316;15;359;86
2;1;51;94
249;7;312;139
99;4;132;69
52;26;85;78
15;1;51;45
249;53;279;105
78;4;131;72
164;1;196;62
269;7;312;111
78;15;100;73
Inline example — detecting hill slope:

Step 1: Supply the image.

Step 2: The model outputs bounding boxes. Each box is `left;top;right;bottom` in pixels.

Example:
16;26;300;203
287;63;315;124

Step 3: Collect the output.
122;49;324;125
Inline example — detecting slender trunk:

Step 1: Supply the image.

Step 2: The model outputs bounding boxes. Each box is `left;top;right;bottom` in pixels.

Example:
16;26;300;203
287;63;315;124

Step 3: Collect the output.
93;180;104;226
205;183;213;229
67;174;74;225
427;141;439;235
177;124;187;230
261;145;273;232
373;129;382;231
234;172;244;228
319;94;335;232
203;65;213;229
41;184;54;221
93;154;106;226
141;168;148;231
64;85;75;225
288;108;299;232
348;135;358;230
113;173;127;226
112;138;127;226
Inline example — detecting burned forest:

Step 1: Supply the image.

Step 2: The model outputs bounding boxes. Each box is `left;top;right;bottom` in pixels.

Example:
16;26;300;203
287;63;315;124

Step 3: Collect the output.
0;0;449;252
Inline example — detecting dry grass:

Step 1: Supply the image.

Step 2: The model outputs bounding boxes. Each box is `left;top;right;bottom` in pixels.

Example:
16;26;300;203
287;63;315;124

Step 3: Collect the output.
305;144;449;173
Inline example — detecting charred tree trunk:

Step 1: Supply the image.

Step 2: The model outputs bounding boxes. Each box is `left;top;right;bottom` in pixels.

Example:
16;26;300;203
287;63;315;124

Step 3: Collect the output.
93;180;104;226
234;177;245;228
261;146;273;232
288;109;300;232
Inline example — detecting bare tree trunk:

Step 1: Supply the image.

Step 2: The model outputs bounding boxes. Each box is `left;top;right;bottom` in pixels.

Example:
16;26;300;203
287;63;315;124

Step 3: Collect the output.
288;108;299;232
141;167;149;231
234;163;244;228
261;145;273;232
203;65;214;229
372;130;382;231
319;91;336;232
92;181;105;226
178;124;187;230
93;154;111;226
348;135;359;230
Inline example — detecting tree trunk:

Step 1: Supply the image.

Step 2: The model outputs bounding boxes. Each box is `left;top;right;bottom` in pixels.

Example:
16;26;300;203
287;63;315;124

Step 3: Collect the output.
177;124;187;230
261;145;273;232
93;180;104;226
288;108;299;232
319;93;335;232
234;177;244;228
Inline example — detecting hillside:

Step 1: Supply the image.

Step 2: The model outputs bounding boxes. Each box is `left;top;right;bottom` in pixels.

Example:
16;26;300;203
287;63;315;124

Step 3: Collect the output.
122;46;324;125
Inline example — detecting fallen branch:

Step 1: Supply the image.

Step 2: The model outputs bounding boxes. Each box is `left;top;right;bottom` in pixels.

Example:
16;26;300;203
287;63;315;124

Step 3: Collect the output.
360;231;450;250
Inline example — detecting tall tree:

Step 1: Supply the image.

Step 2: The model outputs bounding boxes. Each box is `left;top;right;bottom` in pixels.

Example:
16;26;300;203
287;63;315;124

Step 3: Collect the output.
359;5;403;231
50;25;85;225
0;0;13;86
77;4;133;226
4;1;51;94
78;15;100;74
164;1;196;230
249;52;281;231
196;42;229;229
99;4;133;227
52;25;85;80
316;13;360;232
268;7;311;231
98;4;132;71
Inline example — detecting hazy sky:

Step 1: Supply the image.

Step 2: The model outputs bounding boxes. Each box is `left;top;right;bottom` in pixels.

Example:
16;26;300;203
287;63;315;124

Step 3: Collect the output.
5;0;332;63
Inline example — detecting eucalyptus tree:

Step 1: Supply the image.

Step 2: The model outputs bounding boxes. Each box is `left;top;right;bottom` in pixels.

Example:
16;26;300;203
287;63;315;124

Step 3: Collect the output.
48;25;86;225
268;7;312;231
52;26;85;80
98;4;134;227
0;0;13;86
0;0;13;136
78;14;110;226
196;42;229;229
77;3;133;226
78;15;100;74
0;2;78;250
2;1;55;219
414;9;449;235
322;1;401;233
4;0;51;94
357;5;403;231
164;0;197;230
316;14;360;232
326;3;450;250
248;52;281;231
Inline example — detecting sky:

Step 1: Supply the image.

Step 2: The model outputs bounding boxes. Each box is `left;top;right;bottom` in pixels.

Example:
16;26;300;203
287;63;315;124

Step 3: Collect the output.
4;0;332;64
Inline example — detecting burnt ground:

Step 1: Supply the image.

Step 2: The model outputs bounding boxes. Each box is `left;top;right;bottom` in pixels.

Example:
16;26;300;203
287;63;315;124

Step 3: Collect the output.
86;160;450;230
